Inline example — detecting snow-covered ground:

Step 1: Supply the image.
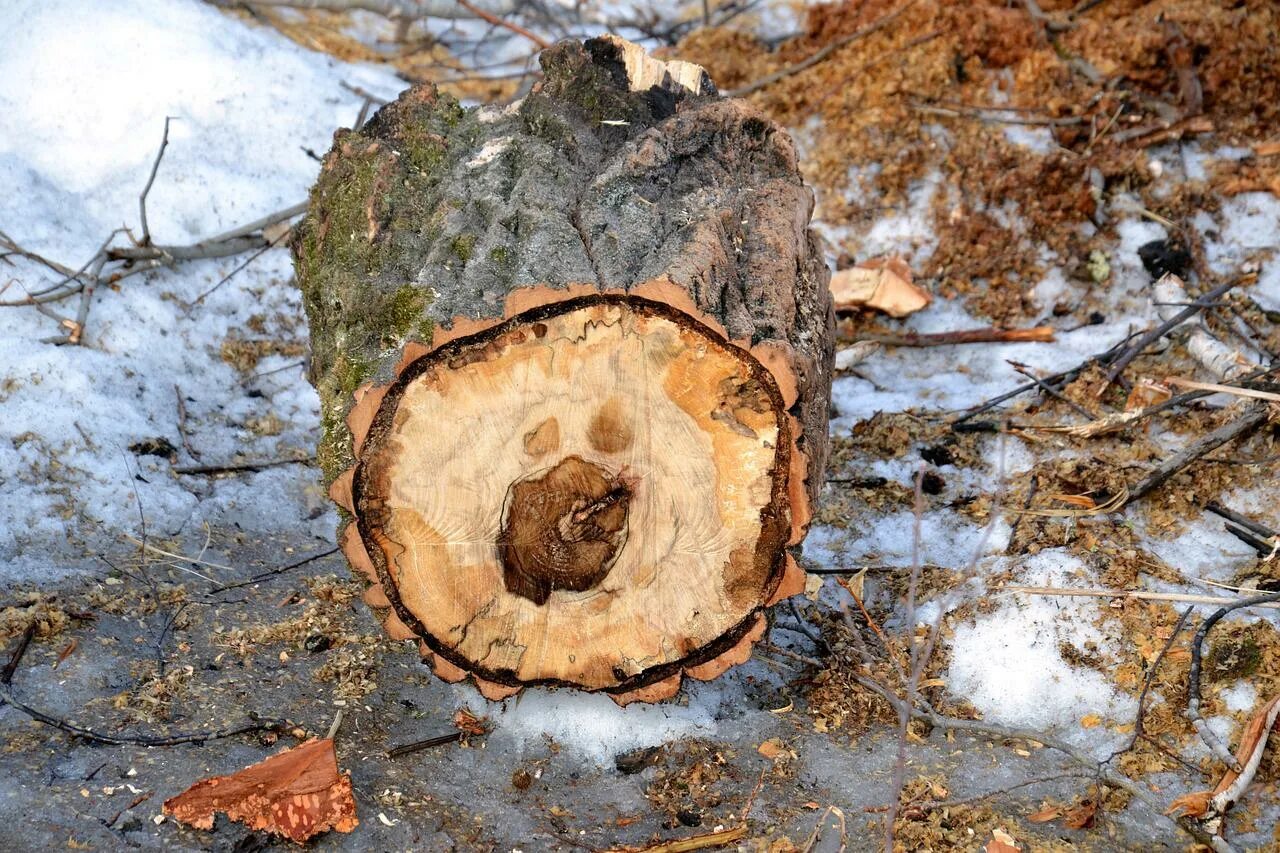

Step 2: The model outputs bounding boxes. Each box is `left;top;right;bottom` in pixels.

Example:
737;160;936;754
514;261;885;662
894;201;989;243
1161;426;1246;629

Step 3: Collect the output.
1;0;1278;806
0;0;405;580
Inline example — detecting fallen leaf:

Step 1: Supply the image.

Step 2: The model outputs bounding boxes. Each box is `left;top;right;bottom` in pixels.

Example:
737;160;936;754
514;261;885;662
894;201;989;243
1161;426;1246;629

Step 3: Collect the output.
1256;140;1280;157
830;256;930;318
757;738;785;760
984;827;1021;852
1027;807;1060;822
163;738;357;843
1064;798;1097;829
1080;714;1102;729
837;568;868;603
453;707;489;736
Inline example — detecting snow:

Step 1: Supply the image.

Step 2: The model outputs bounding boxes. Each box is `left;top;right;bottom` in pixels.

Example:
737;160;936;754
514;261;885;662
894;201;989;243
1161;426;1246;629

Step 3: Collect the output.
465;685;718;765
0;0;406;579
946;550;1135;745
829;294;1147;427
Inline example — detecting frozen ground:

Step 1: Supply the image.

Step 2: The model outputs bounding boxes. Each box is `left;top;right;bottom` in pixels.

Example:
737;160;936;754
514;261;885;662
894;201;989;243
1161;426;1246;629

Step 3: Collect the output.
1;1;1279;850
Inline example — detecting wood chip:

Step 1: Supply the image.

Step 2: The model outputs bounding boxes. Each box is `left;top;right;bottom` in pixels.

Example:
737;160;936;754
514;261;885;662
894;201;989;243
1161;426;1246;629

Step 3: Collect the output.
984;827;1022;852
163;738;357;842
830;256;931;317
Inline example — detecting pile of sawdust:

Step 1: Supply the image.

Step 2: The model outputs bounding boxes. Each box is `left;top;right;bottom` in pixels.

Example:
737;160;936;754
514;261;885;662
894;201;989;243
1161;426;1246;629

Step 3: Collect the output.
675;0;1280;324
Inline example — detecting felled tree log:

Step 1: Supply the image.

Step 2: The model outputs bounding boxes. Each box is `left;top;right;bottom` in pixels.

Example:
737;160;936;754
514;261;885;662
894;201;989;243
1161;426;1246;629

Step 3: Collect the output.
293;36;834;704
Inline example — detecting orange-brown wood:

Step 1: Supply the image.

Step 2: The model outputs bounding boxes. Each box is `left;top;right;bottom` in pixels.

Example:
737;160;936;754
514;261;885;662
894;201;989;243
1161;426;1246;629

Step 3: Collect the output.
334;282;815;702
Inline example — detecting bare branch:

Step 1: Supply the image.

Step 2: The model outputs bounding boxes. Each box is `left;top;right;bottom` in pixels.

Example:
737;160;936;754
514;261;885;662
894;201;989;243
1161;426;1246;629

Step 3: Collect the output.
139;117;174;246
727;1;916;98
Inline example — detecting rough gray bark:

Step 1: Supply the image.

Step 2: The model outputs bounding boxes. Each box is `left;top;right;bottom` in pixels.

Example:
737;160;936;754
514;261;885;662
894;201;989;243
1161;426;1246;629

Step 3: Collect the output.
293;35;833;498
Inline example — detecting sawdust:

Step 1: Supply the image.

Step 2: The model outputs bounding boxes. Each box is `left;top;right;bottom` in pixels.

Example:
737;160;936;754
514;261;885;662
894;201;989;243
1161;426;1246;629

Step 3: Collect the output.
677;0;1280;324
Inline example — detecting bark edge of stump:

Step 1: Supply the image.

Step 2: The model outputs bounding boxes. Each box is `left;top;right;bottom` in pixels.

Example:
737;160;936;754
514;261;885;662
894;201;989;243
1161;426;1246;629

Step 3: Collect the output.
293;34;834;704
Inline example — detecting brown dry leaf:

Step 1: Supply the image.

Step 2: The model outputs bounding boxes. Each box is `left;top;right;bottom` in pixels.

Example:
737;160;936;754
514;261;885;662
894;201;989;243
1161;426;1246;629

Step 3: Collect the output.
757;738;785;760
1027;806;1061;822
1080;713;1102;729
984;827;1022;853
453;707;489;736
837;567;867;602
1255;140;1280;157
1063;798;1098;829
830;256;930;318
163;738;357;843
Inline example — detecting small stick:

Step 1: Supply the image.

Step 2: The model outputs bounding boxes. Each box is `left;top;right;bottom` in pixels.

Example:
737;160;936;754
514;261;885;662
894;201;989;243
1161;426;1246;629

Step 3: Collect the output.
455;0;550;49
1;622;37;686
1165;377;1280;403
209;546;340;594
1205;502;1277;540
174;385;201;462
852;326;1055;347
189;229;291;306
1112;606;1193;758
1008;361;1094;418
622;824;748;853
201;200;307;245
1187;591;1280;772
173;455;316;475
387;731;462;758
1100;277;1242;394
1125;403;1270;505
1009;586;1280;610
0;683;282;746
139;118;174;247
950;327;1149;425
727;1;915;97
911;103;1083;127
1222;524;1275;557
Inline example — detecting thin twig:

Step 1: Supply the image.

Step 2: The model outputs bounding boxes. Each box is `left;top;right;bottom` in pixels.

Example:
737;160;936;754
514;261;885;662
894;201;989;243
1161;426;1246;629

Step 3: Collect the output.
455;0;549;48
727;1;915;98
0;683;282;746
1116;606;1193;757
912;103;1084;126
845;671;1219;848
387;731;462;758
138;118;173;247
1008;360;1094;418
1101;277;1242;394
1186;590;1280;772
1009;586;1280;611
1125;403;1270;505
189;229;291;306
854;326;1055;347
1;622;37;686
209;546;341;594
172;454;316;476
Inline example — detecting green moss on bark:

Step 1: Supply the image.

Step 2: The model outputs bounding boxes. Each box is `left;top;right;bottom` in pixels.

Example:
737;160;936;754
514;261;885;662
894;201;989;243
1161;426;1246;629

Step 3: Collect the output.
293;85;473;485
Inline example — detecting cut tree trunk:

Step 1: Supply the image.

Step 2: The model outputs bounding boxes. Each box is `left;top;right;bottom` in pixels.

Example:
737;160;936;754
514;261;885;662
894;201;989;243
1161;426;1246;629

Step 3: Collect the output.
293;35;834;704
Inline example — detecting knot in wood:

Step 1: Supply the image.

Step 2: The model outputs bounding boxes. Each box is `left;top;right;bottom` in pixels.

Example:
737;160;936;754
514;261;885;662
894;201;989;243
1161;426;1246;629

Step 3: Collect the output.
499;456;631;605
